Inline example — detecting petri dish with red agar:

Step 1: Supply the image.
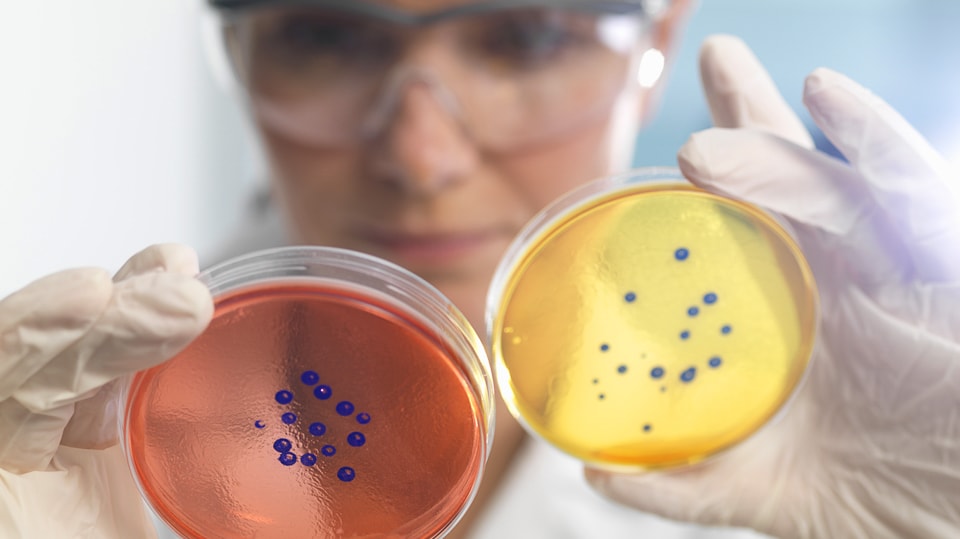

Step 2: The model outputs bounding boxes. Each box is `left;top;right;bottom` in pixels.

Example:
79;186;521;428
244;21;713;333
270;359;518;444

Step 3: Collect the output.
121;246;494;538
487;167;818;471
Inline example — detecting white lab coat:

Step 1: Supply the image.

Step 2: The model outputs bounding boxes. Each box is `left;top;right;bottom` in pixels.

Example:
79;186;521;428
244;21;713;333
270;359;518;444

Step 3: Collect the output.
152;190;768;539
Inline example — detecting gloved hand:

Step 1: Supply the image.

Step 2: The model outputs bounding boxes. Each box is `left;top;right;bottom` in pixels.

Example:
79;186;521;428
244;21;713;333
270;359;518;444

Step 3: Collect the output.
0;244;213;537
587;35;960;538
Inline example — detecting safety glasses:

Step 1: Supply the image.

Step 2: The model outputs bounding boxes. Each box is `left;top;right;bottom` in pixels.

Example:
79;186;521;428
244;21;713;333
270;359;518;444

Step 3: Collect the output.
209;0;671;152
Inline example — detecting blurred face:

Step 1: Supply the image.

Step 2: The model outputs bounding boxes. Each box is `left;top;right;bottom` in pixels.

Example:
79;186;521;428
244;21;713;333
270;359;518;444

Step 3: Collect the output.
223;0;688;322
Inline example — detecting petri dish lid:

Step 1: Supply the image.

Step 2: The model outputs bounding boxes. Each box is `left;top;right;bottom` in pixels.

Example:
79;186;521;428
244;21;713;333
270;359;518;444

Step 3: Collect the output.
122;246;494;538
487;167;818;470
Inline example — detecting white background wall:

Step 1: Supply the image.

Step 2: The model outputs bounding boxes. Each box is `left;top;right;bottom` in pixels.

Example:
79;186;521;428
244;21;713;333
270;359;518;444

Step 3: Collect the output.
0;0;262;296
1;0;958;297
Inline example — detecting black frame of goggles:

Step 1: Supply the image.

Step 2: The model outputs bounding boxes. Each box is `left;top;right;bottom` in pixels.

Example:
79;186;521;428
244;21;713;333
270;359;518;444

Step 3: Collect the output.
207;0;664;23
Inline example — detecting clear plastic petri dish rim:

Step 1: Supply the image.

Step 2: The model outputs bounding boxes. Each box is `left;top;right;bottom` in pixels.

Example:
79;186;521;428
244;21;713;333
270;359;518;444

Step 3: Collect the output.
486;166;819;472
119;245;495;538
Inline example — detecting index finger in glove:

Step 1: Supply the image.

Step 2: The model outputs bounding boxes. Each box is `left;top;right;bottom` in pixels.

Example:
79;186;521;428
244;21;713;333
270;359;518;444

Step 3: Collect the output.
0;244;210;403
11;270;213;413
0;246;212;472
804;68;960;282
699;34;814;148
678;128;907;285
113;242;201;282
61;244;207;449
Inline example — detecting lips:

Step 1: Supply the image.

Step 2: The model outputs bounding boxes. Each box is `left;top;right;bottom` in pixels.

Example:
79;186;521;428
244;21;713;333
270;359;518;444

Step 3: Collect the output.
354;226;512;271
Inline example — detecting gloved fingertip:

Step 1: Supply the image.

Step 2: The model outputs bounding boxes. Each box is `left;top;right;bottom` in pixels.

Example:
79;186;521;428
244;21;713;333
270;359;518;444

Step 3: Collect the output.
180;275;216;330
701;33;749;53
583;466;690;521
142;272;213;335
802;67;836;97
677;129;722;189
699;34;758;92
113;243;201;282
802;67;883;127
582;467;627;505
583;473;607;500
142;272;215;337
582;466;630;502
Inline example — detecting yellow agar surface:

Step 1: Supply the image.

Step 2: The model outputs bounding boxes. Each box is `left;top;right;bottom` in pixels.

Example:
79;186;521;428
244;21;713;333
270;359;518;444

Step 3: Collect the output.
492;184;817;469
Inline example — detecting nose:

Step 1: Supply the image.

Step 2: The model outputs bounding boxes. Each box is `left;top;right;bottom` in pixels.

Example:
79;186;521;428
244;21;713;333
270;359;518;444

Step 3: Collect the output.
368;72;478;195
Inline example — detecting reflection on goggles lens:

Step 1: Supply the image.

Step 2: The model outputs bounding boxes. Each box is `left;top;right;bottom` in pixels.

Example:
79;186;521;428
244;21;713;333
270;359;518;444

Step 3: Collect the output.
226;7;655;150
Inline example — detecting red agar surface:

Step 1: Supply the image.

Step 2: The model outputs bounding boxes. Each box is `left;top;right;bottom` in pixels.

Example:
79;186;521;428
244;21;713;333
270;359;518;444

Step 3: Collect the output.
125;282;486;538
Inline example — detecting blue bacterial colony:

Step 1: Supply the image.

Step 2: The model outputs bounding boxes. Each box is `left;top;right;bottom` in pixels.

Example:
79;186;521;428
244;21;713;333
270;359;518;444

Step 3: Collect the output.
255;370;370;482
590;247;734;433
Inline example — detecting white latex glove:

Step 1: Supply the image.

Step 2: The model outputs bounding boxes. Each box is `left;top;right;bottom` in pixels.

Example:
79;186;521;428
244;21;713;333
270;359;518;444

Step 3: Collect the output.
587;35;960;538
0;244;213;537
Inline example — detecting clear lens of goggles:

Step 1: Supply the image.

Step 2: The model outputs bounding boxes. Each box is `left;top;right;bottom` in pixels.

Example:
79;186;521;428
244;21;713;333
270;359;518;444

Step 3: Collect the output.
213;2;666;151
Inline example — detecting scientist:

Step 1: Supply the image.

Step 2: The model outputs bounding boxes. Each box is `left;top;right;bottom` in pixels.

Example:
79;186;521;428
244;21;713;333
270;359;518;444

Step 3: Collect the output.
1;0;959;537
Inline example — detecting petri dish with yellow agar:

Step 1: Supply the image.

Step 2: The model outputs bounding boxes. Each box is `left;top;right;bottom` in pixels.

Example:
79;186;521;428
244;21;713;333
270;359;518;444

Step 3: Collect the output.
121;246;494;538
486;167;818;471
